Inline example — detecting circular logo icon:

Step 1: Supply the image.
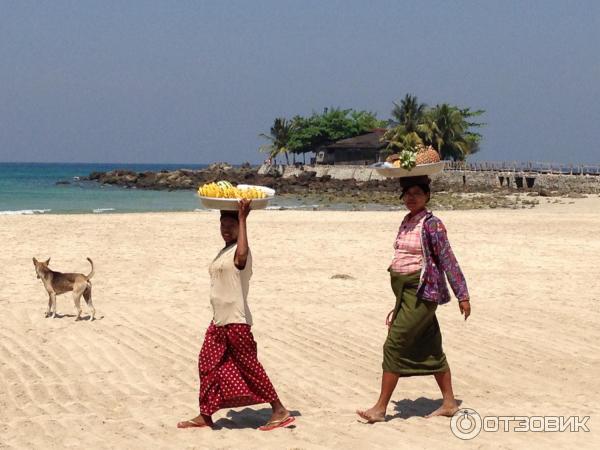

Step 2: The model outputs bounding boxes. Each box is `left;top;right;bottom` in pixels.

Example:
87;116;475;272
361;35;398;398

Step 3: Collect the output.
450;408;482;440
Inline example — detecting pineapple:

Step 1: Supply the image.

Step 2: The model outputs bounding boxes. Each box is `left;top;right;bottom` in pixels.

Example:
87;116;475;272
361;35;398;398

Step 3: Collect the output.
415;145;440;165
386;150;417;169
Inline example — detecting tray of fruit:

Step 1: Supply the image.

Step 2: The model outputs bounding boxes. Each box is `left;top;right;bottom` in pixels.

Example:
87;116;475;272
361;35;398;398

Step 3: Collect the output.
197;181;275;210
371;145;445;178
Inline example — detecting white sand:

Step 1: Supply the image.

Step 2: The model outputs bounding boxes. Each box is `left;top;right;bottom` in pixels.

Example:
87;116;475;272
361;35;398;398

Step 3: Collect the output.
1;198;599;449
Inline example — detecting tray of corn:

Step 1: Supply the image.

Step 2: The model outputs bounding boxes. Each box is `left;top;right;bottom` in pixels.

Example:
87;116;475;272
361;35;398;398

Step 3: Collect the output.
197;181;275;210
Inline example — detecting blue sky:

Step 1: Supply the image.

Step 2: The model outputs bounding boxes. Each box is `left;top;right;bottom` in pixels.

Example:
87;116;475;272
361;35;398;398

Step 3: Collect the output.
0;0;598;164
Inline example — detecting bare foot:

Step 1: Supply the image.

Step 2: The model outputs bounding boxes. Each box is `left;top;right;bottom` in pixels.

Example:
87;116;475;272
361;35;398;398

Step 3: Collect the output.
268;408;290;424
425;403;458;418
258;401;295;431
177;414;213;428
356;407;386;423
268;400;291;424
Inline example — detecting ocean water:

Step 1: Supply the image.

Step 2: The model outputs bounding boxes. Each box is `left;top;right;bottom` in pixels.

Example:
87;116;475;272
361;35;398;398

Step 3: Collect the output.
0;162;213;214
0;162;329;214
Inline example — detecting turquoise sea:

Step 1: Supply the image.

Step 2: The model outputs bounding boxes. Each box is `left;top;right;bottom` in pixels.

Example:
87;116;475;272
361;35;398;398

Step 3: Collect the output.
0;162;214;214
0;163;393;214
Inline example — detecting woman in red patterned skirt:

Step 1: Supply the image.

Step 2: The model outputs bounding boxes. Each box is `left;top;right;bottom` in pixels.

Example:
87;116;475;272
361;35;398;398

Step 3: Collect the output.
177;199;294;431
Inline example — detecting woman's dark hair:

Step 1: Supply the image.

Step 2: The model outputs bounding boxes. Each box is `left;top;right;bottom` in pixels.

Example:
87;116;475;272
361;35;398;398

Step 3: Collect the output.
399;175;431;201
400;183;431;200
220;210;239;222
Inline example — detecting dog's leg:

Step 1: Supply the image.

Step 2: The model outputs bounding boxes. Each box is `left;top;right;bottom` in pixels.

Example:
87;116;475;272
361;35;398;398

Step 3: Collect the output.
46;293;52;317
73;290;83;321
50;292;57;318
83;285;95;321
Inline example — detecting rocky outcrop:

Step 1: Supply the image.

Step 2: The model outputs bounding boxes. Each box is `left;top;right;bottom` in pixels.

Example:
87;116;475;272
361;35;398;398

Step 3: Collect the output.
85;164;600;197
85;166;405;196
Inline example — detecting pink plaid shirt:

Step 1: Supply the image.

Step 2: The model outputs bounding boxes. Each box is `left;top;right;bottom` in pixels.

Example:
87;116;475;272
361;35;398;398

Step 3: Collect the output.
390;209;428;274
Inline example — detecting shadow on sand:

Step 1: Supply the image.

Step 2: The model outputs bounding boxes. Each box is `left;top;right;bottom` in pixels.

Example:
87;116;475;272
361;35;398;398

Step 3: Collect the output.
389;397;463;419
213;407;301;430
46;313;103;321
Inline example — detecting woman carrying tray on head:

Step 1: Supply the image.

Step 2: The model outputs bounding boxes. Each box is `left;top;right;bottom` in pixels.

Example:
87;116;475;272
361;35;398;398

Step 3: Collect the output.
357;175;471;423
178;199;294;431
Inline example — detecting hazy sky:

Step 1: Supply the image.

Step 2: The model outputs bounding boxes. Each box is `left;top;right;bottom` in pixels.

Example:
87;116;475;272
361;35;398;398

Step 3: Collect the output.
1;0;598;164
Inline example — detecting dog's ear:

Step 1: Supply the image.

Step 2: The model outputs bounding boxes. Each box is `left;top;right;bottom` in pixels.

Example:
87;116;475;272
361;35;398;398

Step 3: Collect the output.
33;257;38;265
45;258;50;265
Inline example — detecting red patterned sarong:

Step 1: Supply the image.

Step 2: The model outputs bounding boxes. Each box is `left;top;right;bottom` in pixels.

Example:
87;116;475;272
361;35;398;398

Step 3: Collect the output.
198;322;278;416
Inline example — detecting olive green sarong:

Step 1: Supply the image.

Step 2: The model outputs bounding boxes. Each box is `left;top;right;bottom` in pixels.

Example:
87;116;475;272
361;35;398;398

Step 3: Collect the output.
382;271;449;376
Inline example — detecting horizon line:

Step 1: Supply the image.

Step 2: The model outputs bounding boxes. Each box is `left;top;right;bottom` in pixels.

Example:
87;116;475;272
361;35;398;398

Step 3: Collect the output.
0;161;261;166
0;159;598;167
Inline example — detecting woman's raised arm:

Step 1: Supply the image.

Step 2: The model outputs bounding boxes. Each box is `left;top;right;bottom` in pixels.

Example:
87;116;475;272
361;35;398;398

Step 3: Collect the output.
234;199;251;270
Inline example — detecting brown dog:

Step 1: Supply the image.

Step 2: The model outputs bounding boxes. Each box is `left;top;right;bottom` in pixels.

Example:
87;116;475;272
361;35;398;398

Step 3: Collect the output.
33;257;96;321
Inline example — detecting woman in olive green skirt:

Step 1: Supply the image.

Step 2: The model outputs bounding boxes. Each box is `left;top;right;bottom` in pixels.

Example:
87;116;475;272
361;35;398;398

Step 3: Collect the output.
357;176;471;423
383;271;448;376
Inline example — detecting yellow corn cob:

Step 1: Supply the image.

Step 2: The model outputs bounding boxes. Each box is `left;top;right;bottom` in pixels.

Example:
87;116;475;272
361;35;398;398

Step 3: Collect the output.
198;181;269;199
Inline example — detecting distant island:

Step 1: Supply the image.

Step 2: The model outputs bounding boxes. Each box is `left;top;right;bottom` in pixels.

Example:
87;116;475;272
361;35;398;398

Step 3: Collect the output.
257;95;484;166
81;93;598;210
82;161;599;210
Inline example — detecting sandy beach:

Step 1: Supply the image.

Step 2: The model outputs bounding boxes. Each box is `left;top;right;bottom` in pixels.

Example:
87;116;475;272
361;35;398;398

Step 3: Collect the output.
1;198;599;449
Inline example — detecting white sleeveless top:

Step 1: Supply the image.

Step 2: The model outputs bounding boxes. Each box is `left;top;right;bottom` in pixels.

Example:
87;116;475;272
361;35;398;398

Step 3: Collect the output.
209;243;253;326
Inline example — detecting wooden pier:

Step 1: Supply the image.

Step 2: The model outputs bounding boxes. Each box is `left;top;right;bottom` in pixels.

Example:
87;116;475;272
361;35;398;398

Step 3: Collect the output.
444;161;600;176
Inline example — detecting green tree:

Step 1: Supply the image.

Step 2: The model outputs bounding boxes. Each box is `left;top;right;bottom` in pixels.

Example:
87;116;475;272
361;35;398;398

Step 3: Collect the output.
286;107;386;157
384;96;485;161
259;117;296;164
421;104;484;160
350;110;387;135
384;94;429;153
391;94;427;133
383;128;424;153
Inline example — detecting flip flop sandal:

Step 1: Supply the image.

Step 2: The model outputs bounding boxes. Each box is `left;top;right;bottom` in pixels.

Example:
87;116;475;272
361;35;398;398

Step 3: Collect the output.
258;416;295;431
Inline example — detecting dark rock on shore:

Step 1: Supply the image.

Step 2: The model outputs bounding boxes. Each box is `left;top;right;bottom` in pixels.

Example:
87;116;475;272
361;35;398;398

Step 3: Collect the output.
83;165;590;209
83;165;405;194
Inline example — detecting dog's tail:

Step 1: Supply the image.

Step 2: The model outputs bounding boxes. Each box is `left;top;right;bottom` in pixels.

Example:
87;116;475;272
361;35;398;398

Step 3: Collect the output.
86;257;95;280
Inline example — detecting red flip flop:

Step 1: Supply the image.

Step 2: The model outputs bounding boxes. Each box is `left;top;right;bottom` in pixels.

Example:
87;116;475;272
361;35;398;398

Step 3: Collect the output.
258;416;295;431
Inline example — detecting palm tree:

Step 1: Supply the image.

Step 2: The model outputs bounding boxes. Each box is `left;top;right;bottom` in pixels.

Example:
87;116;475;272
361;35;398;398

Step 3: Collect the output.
384;94;428;153
459;107;485;157
383;127;424;153
390;94;427;132
384;97;484;160
421;104;483;160
259;117;296;165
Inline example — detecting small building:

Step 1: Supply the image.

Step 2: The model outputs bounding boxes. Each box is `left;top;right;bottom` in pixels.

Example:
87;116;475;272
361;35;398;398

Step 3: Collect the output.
316;129;388;165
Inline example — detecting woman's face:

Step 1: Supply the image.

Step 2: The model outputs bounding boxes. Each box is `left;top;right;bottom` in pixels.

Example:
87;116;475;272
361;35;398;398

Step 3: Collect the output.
403;186;429;213
220;216;239;243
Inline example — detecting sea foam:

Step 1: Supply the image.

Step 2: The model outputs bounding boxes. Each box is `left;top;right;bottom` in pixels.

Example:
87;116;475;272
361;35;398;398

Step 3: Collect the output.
0;209;52;215
92;208;116;213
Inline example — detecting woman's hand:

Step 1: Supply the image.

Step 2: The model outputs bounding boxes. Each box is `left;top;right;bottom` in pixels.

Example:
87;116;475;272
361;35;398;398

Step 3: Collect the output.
238;199;252;221
459;300;471;321
385;309;395;328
